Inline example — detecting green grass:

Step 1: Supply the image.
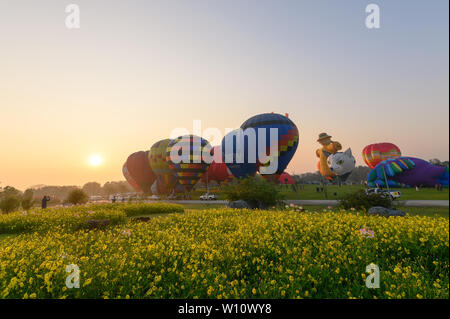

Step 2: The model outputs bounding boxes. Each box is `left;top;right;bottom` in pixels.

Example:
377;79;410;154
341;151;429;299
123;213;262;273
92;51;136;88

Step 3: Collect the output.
192;184;449;200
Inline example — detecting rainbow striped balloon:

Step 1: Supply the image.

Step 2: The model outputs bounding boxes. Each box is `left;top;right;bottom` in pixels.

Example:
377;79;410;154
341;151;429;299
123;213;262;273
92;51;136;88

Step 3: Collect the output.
362;143;401;169
166;135;211;192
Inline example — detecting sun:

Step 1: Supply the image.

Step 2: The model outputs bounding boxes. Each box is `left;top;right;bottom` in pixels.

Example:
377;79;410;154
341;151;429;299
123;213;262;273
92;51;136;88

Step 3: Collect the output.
89;154;103;166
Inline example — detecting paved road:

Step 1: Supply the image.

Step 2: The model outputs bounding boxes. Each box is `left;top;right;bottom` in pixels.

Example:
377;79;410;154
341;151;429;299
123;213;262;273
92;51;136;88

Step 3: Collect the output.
162;199;449;207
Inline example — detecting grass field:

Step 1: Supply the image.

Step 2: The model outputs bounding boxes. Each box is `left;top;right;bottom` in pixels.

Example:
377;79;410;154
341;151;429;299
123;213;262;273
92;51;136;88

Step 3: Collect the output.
191;184;449;201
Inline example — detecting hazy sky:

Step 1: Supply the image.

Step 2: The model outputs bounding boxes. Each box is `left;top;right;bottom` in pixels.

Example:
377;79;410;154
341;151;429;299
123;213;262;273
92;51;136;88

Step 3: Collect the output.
0;0;448;190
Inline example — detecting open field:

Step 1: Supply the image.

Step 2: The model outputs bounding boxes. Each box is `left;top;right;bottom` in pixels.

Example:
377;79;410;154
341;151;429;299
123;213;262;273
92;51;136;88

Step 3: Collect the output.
191;184;449;201
0;203;448;299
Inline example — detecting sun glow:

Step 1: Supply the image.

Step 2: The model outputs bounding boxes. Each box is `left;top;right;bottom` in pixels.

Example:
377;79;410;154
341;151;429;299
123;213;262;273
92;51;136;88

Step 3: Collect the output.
89;154;103;166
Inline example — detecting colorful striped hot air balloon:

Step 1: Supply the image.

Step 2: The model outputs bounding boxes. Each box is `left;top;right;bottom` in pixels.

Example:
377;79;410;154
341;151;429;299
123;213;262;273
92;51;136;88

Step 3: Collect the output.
123;151;156;194
362;143;401;169
240;112;299;180
166;135;211;193
149;139;178;194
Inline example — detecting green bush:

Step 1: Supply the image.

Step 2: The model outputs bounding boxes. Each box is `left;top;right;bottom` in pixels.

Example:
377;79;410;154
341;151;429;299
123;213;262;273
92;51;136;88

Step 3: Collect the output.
21;189;35;211
0;196;21;214
339;189;392;210
65;189;89;205
222;176;284;208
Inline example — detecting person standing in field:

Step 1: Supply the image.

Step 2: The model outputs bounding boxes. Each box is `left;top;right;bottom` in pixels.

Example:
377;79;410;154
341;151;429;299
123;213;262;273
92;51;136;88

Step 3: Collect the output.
41;195;50;209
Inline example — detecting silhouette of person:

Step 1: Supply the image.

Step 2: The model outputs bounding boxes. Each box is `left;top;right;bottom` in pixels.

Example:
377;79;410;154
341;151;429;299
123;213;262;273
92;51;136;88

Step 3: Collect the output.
41;196;50;209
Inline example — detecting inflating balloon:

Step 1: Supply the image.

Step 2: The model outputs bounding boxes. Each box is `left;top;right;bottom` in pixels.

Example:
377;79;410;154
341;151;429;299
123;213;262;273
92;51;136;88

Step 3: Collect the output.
221;129;258;179
166;135;211;192
240;113;299;180
123;151;156;194
315;132;343;180
326;148;356;182
367;157;449;188
278;172;295;184
202;146;233;184
362;143;401;169
122;162;141;192
149;139;178;194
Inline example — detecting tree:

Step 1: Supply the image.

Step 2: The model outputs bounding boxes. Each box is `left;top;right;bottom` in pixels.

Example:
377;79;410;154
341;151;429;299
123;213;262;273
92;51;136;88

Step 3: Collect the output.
0;186;21;199
429;159;449;167
0;196;21;213
82;182;102;196
21;189;35;210
65;189;89;205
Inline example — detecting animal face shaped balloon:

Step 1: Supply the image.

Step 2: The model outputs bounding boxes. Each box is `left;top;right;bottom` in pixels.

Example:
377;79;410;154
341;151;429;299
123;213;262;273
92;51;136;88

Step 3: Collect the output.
327;148;356;176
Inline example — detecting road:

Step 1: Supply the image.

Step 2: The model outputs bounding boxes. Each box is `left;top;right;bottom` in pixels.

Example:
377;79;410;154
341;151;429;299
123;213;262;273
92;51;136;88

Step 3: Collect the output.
164;199;449;207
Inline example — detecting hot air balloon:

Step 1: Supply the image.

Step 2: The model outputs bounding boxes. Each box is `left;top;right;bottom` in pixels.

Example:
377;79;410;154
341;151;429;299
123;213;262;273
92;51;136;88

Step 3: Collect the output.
122;162;141;192
240;113;299;180
367;157;449;188
166;135;211;193
149;139;178;195
362;143;401;169
202;146;233;184
221;129;258;179
123;151;156;194
278;172;295;184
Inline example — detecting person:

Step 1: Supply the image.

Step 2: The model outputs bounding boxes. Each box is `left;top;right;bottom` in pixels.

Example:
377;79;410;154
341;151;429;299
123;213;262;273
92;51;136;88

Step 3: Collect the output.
415;185;419;191
111;195;116;203
41;195;50;209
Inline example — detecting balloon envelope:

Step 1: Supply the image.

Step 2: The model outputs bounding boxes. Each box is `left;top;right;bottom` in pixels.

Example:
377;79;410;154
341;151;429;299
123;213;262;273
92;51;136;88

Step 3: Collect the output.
278;172;295;184
166;135;211;192
202;146;233;183
367;157;449;188
221;129;258;178
122;162;141;192
362;143;401;169
123;151;156;193
240;113;299;179
149;139;178;194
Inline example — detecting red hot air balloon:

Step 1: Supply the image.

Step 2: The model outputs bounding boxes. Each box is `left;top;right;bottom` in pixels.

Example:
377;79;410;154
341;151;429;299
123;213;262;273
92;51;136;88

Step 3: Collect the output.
122;162;141;192
278;172;294;184
362;143;401;169
202;146;233;184
123;151;156;194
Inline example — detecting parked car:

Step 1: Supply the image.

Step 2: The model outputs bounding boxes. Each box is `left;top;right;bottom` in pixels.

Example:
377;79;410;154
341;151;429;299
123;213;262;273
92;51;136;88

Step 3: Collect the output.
150;195;161;200
200;193;218;200
365;188;401;200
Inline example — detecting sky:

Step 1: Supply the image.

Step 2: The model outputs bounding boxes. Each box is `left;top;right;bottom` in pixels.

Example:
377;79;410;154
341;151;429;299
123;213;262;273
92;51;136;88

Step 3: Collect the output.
0;0;448;190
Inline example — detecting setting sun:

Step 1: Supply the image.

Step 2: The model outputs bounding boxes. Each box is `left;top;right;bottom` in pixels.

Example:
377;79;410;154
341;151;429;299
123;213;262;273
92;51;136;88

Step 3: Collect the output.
89;155;103;167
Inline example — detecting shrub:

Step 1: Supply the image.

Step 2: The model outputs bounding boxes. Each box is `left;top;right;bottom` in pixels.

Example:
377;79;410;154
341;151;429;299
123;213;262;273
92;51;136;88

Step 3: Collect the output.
339;189;392;210
222;176;284;208
65;189;89;205
21;189;35;210
0;196;21;214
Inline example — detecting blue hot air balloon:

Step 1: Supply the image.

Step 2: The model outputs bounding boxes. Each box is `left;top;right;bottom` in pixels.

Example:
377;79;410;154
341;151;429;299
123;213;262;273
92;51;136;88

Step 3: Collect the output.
240;113;299;179
221;129;258;178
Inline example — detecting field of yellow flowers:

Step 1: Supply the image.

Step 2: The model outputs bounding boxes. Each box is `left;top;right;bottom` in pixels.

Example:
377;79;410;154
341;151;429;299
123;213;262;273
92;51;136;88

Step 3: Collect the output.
0;205;448;299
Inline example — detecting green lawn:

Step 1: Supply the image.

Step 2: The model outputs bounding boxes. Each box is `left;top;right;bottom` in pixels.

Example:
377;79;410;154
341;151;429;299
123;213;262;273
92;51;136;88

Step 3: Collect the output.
191;184;449;200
